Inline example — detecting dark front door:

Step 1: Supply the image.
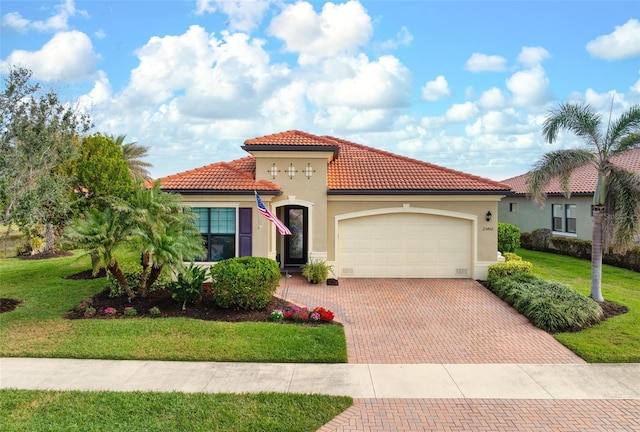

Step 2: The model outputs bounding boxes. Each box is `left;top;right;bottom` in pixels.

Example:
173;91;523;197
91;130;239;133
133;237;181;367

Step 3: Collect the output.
284;206;308;267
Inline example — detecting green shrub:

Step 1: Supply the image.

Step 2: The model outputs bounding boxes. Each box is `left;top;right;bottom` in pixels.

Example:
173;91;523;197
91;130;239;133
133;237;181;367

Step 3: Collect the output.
485;274;603;332
503;252;522;262
497;223;520;253
487;260;533;280
108;263;171;298
168;263;206;310
301;259;333;283
210;257;281;310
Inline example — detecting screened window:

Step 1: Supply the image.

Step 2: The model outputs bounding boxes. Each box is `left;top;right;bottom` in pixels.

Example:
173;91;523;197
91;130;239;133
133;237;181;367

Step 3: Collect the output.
509;202;518;212
193;208;236;261
565;204;577;233
552;204;563;231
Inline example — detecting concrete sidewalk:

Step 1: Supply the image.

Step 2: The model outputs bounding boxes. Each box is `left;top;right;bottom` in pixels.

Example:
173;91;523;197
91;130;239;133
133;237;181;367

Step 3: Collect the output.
2;358;639;399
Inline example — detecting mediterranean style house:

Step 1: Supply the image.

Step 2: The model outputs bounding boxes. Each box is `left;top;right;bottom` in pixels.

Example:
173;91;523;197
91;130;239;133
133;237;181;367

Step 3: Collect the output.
499;149;640;242
155;130;512;279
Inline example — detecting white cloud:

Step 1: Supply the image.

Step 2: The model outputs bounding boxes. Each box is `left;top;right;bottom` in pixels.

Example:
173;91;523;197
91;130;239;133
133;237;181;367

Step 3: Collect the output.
268;0;372;65
379;26;413;50
586;19;640;61
1;30;99;82
506;65;551;107
444;102;478;123
194;0;271;32
517;46;549;67
421;75;451;101
465;53;507;72
77;70;112;111
306;54;411;110
477;87;507;110
1;12;30;33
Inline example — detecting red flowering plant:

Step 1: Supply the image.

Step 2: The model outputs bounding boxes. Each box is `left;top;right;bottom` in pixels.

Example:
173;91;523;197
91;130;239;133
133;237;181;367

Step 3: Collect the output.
313;307;335;322
272;305;335;323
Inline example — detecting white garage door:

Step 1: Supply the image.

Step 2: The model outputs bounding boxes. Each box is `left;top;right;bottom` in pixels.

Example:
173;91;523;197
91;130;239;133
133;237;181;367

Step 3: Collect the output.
338;213;472;278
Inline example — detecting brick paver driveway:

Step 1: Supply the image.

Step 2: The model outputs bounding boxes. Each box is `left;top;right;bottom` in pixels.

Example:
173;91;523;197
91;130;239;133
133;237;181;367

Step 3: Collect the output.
278;277;632;431
278;276;583;364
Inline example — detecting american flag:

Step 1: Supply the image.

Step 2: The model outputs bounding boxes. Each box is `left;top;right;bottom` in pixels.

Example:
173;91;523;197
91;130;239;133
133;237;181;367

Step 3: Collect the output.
255;192;292;235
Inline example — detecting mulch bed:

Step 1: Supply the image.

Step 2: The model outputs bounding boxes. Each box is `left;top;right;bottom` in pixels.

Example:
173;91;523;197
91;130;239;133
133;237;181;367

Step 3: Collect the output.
1;298;23;313
63;288;298;322
19;250;73;260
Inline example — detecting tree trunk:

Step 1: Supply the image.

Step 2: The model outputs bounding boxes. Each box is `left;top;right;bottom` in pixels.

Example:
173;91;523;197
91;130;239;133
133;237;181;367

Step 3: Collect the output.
90;252;101;277
591;207;604;302
139;252;152;298
143;265;164;297
44;222;55;253
107;260;136;300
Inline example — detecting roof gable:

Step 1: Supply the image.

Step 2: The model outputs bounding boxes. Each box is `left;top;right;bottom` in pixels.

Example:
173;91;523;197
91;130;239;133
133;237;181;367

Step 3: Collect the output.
502;149;640;195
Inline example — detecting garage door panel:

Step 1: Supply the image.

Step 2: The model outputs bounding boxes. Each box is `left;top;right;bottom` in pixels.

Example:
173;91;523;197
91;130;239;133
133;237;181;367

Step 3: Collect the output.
338;213;472;278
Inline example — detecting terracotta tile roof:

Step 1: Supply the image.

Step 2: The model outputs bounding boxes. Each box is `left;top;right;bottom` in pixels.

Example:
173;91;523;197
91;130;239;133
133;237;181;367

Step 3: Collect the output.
502;148;640;195
243;130;340;147
156;130;512;193
157;157;279;192
325;136;511;192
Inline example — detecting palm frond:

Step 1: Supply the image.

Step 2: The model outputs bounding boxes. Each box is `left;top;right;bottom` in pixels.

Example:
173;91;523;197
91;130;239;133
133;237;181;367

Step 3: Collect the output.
603;166;640;252
527;149;594;205
541;103;603;150
606;105;640;154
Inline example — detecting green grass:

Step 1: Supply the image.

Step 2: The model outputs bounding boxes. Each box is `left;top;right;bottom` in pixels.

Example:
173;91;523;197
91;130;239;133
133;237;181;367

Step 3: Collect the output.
0;252;347;363
0;389;352;432
517;248;640;363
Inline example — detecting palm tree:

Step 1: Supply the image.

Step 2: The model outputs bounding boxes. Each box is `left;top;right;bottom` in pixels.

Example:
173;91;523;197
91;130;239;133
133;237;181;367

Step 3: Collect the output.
64;206;137;299
528;102;640;301
109;134;153;182
129;182;204;297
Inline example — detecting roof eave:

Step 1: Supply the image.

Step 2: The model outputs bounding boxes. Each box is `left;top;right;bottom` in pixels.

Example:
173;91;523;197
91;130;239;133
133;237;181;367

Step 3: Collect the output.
327;189;514;196
160;189;282;196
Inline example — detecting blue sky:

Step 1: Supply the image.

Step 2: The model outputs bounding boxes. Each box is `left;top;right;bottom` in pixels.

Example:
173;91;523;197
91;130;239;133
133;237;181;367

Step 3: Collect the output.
2;0;639;181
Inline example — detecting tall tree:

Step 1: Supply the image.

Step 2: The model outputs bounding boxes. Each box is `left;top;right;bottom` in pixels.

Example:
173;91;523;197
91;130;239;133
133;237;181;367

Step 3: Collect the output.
0;66;91;253
109;134;153;182
528;102;640;301
71;133;135;209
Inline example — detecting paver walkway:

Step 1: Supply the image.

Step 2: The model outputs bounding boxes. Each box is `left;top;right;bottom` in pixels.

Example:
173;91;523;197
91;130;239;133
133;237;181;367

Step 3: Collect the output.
277;276;583;364
276;276;640;431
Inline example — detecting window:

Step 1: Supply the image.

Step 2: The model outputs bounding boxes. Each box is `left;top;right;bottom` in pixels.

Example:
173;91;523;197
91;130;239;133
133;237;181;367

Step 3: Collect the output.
509;202;518;212
193;208;236;261
552;204;563;231
565;204;576;233
552;204;577;234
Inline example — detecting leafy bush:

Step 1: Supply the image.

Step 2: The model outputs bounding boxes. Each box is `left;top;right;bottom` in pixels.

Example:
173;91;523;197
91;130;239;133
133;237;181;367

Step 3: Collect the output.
503;252;522;262
168;263;207;310
487;260;533;279
210;257;281;310
497;223;520;253
108;263;171;298
485;273;603;332
301;259;333;283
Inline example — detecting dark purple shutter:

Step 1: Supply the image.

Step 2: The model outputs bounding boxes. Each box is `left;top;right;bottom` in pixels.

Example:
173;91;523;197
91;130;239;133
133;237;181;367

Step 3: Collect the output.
238;207;252;257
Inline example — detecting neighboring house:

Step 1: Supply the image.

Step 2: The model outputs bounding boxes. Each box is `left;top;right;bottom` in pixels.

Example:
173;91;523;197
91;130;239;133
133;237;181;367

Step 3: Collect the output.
155;130;512;279
499;149;640;241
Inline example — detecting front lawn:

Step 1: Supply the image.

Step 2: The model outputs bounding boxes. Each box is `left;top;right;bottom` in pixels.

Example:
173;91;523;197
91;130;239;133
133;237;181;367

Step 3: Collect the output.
517;248;640;363
0;252;347;363
0;389;352;432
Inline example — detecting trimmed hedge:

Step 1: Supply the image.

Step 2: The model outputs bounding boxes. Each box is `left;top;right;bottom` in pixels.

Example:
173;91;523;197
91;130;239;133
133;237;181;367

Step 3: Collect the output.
485;272;603;333
210;257;281;310
487;260;533;279
498;223;521;253
108;263;171;298
520;231;640;272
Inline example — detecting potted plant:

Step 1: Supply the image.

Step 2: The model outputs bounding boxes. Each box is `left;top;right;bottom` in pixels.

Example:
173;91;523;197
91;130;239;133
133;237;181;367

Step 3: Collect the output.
301;259;333;284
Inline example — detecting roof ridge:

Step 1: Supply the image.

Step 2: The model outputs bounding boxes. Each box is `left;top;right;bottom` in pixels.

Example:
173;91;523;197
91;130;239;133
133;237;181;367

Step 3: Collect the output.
244;130;341;146
156;161;227;183
326;136;511;190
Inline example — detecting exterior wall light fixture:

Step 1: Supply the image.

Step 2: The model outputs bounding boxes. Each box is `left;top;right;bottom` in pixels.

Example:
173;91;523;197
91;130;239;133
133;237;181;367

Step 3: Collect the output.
485;211;492;222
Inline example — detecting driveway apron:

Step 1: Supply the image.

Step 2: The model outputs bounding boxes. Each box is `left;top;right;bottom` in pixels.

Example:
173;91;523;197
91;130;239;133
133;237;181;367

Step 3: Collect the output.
277;276;583;364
